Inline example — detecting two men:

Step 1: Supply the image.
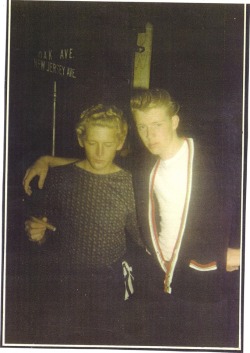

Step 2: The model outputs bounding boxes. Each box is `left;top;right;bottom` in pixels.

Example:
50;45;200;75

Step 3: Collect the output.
23;88;241;347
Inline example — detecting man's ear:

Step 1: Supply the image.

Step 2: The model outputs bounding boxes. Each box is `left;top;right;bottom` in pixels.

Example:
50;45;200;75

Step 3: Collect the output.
77;135;84;148
116;136;126;151
172;115;180;130
116;141;124;151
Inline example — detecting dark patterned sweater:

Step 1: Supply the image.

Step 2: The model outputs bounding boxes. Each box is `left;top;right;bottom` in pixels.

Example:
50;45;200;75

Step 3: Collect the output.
34;163;143;270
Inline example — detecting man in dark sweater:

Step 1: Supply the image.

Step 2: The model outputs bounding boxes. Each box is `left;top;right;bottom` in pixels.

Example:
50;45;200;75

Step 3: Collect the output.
22;104;143;345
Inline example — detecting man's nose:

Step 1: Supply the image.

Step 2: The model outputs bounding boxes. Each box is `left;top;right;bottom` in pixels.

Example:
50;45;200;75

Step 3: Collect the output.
146;127;154;140
96;144;104;157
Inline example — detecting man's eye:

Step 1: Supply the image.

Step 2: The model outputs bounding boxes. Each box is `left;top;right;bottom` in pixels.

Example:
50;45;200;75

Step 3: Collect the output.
88;142;95;145
138;126;145;130
105;143;113;147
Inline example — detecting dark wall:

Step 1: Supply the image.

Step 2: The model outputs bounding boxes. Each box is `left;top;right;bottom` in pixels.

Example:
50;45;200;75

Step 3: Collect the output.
6;1;245;249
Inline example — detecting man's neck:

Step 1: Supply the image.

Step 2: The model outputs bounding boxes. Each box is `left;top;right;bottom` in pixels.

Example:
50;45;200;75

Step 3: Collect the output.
160;136;185;160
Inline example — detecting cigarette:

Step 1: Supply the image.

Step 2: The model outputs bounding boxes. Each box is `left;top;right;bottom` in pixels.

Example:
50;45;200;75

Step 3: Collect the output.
31;216;56;232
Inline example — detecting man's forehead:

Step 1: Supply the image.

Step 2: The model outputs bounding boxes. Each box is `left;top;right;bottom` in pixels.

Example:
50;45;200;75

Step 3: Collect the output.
85;124;117;136
134;107;170;122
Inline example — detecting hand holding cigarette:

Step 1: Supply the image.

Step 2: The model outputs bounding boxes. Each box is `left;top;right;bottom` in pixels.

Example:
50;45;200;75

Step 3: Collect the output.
31;217;56;231
25;216;56;244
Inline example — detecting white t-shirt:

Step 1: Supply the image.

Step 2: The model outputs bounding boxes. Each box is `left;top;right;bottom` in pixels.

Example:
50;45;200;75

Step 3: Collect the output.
153;140;188;261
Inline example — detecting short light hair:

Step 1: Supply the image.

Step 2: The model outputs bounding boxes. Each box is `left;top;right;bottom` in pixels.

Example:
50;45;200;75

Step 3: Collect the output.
130;88;180;118
76;104;128;142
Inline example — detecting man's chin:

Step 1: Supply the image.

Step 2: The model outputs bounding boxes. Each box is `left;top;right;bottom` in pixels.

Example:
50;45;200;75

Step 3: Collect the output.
147;147;159;155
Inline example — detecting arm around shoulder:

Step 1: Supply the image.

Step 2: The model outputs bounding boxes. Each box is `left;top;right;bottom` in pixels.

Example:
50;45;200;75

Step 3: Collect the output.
23;155;79;196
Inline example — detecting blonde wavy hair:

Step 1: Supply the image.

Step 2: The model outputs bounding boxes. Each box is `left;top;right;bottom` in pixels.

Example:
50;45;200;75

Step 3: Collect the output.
76;104;128;144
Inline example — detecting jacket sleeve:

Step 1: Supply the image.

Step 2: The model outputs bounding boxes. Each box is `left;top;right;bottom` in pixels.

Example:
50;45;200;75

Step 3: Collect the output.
125;176;145;248
177;147;229;271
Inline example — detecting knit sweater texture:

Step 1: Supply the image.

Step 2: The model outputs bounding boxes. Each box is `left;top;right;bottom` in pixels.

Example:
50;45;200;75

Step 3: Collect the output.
35;163;142;270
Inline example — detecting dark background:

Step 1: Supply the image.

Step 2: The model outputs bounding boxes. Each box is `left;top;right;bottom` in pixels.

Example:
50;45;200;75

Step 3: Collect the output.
8;2;244;196
4;1;245;346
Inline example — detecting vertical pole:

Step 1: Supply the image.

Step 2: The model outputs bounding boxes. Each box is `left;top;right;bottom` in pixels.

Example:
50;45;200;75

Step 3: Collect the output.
52;81;56;156
133;22;153;89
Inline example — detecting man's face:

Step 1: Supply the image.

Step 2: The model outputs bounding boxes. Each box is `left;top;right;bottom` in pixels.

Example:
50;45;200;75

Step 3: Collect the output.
133;106;179;160
79;125;123;174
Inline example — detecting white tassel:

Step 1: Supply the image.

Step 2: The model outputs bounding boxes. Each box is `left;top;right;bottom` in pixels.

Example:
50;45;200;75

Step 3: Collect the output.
122;261;134;300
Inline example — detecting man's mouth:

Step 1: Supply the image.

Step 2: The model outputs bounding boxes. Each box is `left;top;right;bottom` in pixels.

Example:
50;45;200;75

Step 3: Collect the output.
148;143;158;149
